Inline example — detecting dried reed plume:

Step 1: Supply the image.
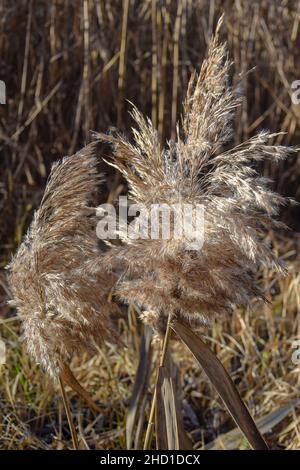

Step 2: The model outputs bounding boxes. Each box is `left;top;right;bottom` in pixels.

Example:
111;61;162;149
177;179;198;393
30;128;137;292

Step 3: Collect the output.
98;18;291;335
8;142;119;378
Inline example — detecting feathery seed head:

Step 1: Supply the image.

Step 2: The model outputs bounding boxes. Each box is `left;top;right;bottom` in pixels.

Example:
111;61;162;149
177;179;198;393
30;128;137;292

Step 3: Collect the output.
8;142;119;378
98;19;292;334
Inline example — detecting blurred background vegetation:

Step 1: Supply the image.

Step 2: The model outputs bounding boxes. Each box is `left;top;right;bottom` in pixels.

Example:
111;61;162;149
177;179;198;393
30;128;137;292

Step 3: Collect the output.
0;0;299;450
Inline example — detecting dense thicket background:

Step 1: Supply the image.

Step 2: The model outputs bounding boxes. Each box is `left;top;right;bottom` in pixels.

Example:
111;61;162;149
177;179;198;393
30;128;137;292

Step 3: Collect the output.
0;0;299;450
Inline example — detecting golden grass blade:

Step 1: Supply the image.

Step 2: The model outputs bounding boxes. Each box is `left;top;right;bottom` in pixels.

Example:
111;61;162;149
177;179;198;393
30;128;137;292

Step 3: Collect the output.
168;354;193;450
143;373;157;449
155;367;168;449
126;325;153;449
158;0;171;145
156;353;193;450
60;362;103;415
172;319;269;450
171;0;183;139
58;374;78;450
203;397;300;450
117;0;130;127
82;0;91;137
156;365;178;450
151;0;158;129
133;393;149;449
143;312;172;450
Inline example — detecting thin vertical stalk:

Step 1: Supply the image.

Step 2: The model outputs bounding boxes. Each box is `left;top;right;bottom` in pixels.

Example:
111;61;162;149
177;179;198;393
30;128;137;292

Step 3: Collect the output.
151;0;158;129
171;0;183;140
117;0;130;127
59;374;79;450
143;311;172;450
158;0;171;145
83;0;91;138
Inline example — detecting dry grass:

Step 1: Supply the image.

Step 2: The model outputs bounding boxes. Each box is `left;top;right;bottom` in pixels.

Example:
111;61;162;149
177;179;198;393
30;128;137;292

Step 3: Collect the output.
0;0;300;450
1;249;300;449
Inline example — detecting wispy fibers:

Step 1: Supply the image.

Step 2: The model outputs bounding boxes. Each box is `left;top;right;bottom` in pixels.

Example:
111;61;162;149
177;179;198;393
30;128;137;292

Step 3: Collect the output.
9;142;119;378
8;142;120;447
96;18;292;450
98;20;291;335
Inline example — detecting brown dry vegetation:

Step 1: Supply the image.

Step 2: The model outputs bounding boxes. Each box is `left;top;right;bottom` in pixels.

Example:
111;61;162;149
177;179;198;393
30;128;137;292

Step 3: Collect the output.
0;0;300;450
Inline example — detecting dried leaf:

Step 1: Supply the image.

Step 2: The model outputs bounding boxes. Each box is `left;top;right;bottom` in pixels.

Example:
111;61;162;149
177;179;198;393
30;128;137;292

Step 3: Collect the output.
172;319;268;450
126;325;153;449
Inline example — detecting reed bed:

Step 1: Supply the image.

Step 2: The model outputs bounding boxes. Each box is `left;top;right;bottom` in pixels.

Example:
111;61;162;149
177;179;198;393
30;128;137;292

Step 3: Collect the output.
0;0;300;450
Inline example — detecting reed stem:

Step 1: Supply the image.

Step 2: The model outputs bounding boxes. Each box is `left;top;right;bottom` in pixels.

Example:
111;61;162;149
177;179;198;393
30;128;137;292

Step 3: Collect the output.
59;374;79;450
143;311;172;450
